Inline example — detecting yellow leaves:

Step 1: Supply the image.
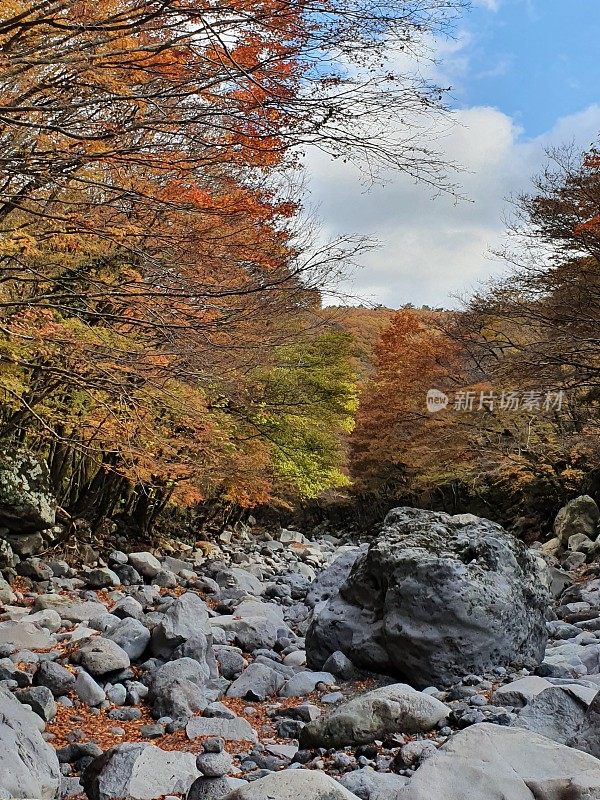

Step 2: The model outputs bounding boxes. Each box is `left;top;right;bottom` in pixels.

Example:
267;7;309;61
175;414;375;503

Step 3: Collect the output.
0;232;40;257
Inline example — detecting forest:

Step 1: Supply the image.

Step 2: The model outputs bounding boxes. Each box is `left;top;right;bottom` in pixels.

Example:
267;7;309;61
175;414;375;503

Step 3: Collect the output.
0;0;599;544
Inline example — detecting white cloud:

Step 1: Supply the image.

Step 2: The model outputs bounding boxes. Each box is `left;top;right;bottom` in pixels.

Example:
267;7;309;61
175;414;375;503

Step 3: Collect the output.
304;103;600;308
474;0;501;10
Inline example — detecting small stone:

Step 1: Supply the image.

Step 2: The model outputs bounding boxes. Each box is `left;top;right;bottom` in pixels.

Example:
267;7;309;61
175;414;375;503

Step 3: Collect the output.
196;751;233;778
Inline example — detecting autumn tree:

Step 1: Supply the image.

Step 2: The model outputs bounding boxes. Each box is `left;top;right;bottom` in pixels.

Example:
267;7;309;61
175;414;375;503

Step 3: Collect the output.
349;309;471;501
0;0;466;532
443;144;600;526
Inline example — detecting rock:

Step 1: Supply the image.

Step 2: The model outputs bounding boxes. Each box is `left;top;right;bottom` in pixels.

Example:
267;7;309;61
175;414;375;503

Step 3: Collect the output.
196;751;233;778
283;650;307;667
0;537;14;568
570;690;600;756
74;669;107;706
322;651;357;680
226;663;284;701
5;530;45;556
214;646;245;680
151;593;210;658
128;552;162;578
210;600;288;652
36;661;76;697
148;657;213;721
17;556;53;581
299;683;449;748
307;508;549;687
15;685;57;721
305;547;366;608
111;597;144;620
0;576;15;605
73;637;130;676
491;675;553;708
214;567;264;596
554;495;600;544
221;769;360;799
82;742;199;800
512;685;588;744
340;768;409;800
107;618;150;661
280;670;336;697
85;568;120;589
186;716;258;744
399;740;438;767
0;448;56;532
187;775;231;800
394;722;600;800
28;608;62;632
0;619;55;649
34;594;108;622
0;685;60;799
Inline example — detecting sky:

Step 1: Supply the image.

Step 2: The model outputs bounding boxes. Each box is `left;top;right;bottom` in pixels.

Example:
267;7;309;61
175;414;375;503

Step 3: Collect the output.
306;0;600;308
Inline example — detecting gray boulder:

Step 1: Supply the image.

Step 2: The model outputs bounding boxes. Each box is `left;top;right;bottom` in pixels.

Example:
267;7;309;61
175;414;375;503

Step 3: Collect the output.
0;619;55;650
0;448;56;532
307;508;549;687
210;599;289;652
226;662;284;701
512;685;589;744
299;683;448;748
151;592;210;658
395;722;600;800
214;646;245;680
280;670;336;697
571;690;600;757
34;593;107;622
491;675;553;708
221;770;360;799
340;769;409;800
82;742;198;800
305;547;366;608
148;657;213;721
14;685;57;722
36;660;76;697
186;716;258;744
106;618;150;661
128;552;162;578
0;576;15;604
73;637;130;676
0;685;60;799
554;495;600;545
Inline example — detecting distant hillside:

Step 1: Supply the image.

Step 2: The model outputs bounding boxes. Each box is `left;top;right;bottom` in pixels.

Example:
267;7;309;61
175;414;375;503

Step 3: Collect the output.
322;305;448;380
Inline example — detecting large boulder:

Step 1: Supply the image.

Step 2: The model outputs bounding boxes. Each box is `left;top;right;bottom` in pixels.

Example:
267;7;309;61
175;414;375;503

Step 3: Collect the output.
210;599;289;652
554;495;600;545
73;637;130;676
222;769;360;800
0;685;61;799
395;722;600;800
306;508;549;687
305;547;367;608
299;683;448;749
0;448;56;532
82;743;198;800
512;685;590;744
150;592;210;658
148;657;214;721
570;690;600;757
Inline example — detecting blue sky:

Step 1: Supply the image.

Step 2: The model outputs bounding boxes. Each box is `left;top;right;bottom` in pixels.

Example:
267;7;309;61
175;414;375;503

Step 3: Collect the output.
461;0;600;138
310;0;600;307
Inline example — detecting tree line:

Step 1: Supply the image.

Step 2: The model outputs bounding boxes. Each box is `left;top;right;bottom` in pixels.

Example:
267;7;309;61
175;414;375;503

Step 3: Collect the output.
0;0;464;534
349;146;600;536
